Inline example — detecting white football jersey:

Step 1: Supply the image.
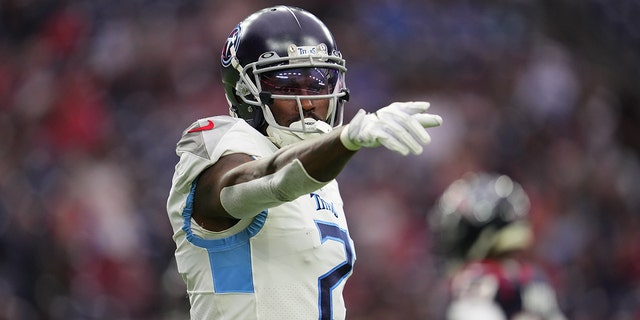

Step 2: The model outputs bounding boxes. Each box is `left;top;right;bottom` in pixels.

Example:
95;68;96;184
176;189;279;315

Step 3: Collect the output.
167;116;356;320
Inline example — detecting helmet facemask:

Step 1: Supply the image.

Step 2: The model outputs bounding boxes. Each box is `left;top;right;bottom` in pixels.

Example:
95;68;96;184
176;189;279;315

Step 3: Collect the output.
233;43;348;134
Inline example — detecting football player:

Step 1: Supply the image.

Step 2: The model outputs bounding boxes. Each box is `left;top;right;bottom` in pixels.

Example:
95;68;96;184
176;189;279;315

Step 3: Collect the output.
429;172;566;320
166;5;442;319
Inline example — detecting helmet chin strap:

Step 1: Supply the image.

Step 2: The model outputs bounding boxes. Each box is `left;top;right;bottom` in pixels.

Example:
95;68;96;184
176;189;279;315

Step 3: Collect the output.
266;118;333;147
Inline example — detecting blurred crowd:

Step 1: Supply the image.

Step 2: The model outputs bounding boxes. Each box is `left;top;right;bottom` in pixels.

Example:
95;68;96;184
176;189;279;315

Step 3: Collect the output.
1;0;639;319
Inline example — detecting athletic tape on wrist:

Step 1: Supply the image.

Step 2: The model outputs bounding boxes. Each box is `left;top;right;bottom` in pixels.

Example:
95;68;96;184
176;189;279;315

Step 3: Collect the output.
220;159;328;219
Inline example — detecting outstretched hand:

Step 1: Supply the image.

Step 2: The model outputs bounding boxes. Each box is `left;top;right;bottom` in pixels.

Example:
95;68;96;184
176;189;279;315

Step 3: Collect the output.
340;101;442;156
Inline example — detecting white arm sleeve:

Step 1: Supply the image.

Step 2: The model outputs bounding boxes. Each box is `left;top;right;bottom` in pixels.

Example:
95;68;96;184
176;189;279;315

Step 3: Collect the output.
220;159;328;219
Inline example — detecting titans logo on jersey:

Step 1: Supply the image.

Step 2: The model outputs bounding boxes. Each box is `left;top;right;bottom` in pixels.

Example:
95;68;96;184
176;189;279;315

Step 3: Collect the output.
311;192;339;218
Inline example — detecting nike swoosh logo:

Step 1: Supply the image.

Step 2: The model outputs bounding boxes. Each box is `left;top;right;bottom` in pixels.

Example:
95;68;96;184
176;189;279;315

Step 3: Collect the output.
187;120;214;133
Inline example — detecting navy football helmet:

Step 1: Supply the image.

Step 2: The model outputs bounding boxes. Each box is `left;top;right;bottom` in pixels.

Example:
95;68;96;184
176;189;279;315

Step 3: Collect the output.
429;172;533;267
221;6;349;132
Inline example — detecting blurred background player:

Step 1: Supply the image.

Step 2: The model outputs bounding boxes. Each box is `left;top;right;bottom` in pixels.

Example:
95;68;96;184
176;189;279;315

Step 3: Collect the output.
429;172;566;320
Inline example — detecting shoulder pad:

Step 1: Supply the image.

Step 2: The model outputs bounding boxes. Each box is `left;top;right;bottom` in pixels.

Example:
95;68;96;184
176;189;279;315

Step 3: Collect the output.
176;116;241;159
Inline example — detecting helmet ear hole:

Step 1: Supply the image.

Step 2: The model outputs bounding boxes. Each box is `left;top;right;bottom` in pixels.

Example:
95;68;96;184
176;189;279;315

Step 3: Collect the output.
234;80;252;99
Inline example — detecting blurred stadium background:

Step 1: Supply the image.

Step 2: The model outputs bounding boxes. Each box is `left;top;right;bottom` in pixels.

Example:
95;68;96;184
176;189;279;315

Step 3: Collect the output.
1;0;639;319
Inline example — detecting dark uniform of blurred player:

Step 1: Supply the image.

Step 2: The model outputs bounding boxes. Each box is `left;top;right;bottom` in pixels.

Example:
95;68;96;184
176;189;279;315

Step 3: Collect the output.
429;172;566;320
166;5;442;319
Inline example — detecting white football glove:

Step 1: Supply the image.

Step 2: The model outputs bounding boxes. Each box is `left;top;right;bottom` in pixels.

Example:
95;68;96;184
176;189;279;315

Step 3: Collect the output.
340;101;442;155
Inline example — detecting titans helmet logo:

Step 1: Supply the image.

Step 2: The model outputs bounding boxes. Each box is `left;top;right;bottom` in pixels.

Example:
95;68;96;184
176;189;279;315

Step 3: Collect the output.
221;25;241;67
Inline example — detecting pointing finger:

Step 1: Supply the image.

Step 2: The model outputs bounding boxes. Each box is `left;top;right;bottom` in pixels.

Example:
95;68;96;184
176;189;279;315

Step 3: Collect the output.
413;113;442;128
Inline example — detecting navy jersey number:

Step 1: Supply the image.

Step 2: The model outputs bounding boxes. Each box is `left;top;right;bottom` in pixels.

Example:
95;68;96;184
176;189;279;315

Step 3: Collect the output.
315;221;355;320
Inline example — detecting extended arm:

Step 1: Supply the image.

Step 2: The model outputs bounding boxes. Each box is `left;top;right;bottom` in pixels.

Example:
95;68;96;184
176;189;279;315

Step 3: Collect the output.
192;128;353;231
192;101;442;231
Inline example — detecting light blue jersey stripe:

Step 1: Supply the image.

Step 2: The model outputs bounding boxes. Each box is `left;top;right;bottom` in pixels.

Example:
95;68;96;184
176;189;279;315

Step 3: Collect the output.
181;179;267;293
